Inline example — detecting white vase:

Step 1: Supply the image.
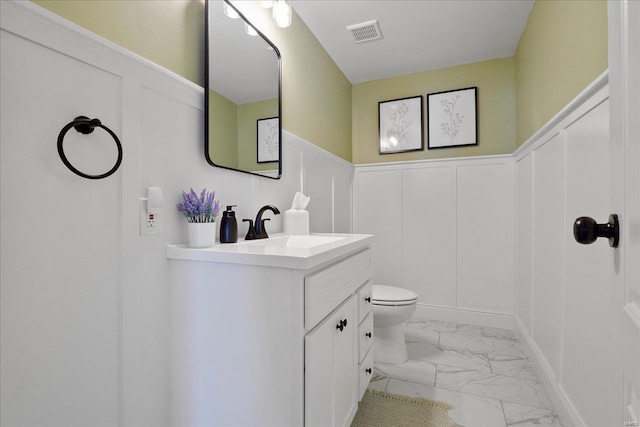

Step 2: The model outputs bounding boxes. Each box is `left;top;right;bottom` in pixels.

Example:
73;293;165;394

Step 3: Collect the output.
187;222;216;248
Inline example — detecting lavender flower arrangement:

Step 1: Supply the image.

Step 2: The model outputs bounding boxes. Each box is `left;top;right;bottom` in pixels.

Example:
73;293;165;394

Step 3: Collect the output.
177;188;220;223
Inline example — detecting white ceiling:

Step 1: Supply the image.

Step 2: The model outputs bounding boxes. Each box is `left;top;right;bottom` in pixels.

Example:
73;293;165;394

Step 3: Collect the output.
290;0;534;84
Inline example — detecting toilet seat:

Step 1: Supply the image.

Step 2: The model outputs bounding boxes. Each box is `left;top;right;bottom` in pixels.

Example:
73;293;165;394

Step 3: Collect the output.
372;285;418;306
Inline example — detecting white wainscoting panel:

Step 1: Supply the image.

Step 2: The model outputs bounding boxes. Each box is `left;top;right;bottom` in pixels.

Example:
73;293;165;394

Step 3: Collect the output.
562;99;617;426
333;166;354;234
0;29;121;426
355;169;403;287
304;156;335;233
513;74;612;427
354;156;514;321
457;163;515;314
532;134;565;379
0;2;353;425
515;154;533;335
402;167;456;307
271;131;355;235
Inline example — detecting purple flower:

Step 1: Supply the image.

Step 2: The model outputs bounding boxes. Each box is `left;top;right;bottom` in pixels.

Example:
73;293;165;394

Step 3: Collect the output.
177;188;220;223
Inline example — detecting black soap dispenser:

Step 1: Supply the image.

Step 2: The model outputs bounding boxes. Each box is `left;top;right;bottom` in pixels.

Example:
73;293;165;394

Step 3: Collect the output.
220;205;238;243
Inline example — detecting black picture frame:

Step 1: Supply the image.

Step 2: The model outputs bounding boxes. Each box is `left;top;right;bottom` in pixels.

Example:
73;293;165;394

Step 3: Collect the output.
256;117;279;163
378;95;424;154
427;87;478;149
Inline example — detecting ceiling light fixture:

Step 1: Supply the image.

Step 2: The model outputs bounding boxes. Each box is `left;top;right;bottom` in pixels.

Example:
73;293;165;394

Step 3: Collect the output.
223;2;239;19
244;22;258;36
272;0;292;28
259;0;275;8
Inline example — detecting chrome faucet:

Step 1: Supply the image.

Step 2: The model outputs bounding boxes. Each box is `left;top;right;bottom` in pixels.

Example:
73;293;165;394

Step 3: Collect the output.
243;205;280;240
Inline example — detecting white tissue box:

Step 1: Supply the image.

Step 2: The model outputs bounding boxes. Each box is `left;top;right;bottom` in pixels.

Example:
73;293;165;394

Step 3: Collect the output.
284;209;309;235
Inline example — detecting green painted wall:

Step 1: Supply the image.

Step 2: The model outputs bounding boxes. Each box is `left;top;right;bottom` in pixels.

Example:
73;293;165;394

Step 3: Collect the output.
515;0;608;146
33;0;352;162
208;89;238;168
33;0;204;86
352;57;515;164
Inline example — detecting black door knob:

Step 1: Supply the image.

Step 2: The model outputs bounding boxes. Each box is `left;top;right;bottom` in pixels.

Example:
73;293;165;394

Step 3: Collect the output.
573;214;619;248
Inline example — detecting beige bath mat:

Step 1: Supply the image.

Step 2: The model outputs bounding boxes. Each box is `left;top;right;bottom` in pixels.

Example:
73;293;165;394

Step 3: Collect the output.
351;389;452;427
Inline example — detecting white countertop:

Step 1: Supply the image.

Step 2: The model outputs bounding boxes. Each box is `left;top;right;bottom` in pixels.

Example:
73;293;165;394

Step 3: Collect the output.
166;233;374;270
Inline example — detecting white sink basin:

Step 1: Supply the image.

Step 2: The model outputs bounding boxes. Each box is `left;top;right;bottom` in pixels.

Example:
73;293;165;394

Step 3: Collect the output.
242;235;345;249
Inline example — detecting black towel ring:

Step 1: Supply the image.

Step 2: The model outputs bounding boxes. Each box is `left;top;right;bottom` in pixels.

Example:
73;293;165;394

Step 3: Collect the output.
57;116;123;180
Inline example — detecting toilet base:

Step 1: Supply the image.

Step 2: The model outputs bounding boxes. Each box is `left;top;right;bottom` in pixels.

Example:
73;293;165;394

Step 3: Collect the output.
373;323;408;364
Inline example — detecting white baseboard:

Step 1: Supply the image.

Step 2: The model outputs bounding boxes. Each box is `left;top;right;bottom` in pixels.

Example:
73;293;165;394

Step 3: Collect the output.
413;303;514;330
513;316;585;427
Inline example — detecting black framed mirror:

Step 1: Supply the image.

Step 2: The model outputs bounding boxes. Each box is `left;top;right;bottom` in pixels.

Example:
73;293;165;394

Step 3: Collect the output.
205;0;282;179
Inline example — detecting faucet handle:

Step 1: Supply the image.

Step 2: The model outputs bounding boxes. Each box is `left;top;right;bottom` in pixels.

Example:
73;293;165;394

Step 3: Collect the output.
242;219;256;240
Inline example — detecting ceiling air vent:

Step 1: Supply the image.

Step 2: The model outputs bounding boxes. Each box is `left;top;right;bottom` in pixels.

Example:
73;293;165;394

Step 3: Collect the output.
347;20;383;44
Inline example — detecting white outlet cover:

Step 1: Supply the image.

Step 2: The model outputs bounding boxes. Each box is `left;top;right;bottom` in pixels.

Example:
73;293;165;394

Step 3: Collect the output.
140;200;160;235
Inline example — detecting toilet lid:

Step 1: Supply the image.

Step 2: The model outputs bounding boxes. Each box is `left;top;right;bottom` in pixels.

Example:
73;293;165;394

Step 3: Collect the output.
372;285;418;304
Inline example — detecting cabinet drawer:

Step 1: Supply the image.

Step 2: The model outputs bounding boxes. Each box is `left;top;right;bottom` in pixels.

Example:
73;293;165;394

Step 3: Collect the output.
357;281;373;324
358;348;374;401
305;249;372;330
358;312;373;363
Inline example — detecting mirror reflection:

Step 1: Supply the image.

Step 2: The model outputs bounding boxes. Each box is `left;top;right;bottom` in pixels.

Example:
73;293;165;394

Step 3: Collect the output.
206;0;282;179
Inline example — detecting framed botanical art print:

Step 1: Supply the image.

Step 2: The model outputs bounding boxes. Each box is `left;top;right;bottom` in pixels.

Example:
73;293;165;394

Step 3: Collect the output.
427;87;477;149
378;95;423;154
257;117;279;163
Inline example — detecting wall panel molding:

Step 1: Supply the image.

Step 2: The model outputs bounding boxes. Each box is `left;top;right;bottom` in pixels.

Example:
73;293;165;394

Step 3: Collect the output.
354;155;515;316
513;77;611;426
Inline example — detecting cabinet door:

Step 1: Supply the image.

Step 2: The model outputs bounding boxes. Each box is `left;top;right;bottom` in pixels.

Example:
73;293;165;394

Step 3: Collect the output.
305;296;357;427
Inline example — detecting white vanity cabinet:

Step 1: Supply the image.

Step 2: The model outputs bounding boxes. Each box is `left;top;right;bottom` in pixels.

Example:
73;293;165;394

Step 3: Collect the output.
303;248;372;426
167;233;373;427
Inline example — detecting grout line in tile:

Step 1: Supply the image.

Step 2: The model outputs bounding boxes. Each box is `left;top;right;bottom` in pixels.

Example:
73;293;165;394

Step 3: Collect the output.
390;376;507;411
443;384;552;412
431;371;551;410
435;362;546;386
500;400;508;426
394;375;490;401
433;363;438;386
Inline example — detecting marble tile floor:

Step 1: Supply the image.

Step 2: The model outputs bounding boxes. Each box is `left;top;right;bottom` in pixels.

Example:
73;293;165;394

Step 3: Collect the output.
368;319;563;427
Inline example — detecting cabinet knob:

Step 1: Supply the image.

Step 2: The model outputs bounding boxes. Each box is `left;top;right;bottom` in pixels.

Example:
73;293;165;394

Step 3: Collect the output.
365;296;371;303
365;332;372;338
336;319;348;331
365;368;372;374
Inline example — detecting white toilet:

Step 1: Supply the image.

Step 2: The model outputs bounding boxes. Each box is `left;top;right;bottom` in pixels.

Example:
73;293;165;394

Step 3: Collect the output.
371;284;418;364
